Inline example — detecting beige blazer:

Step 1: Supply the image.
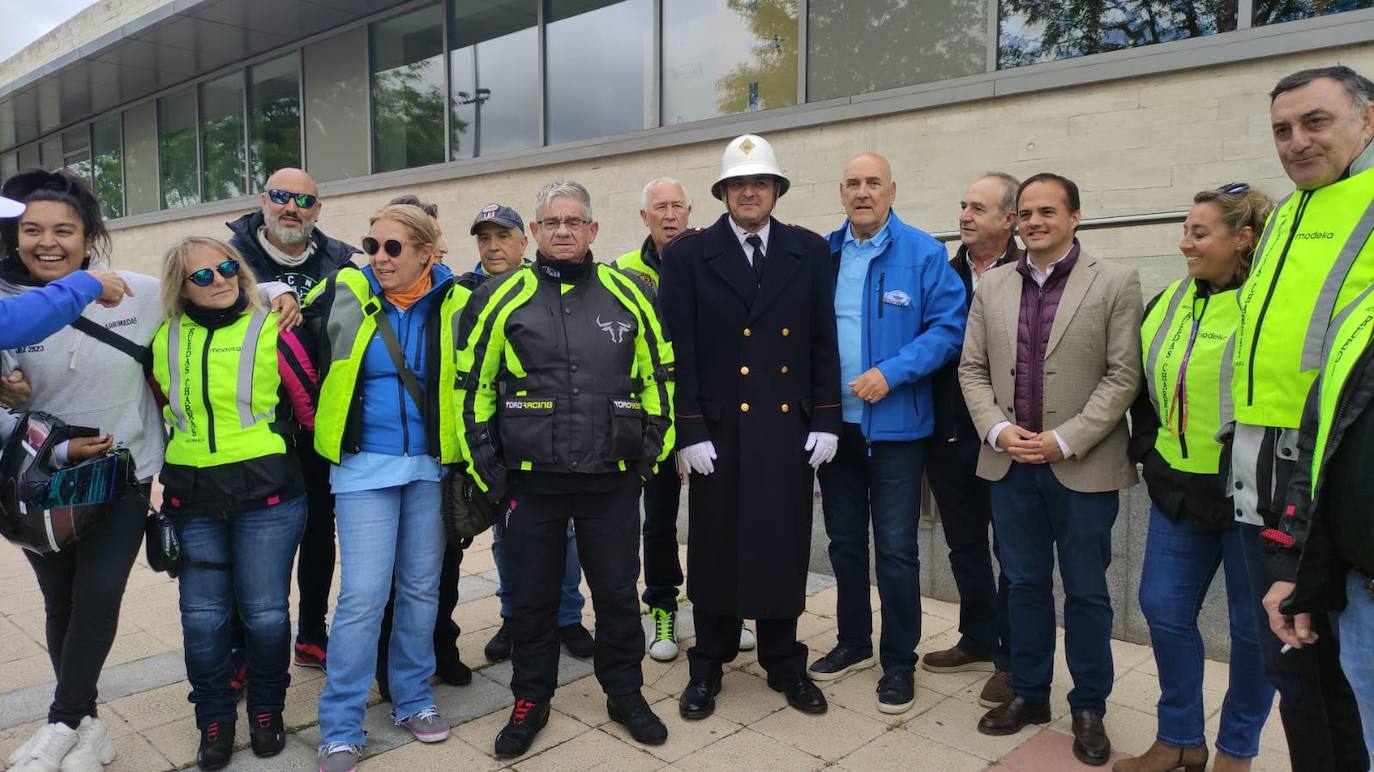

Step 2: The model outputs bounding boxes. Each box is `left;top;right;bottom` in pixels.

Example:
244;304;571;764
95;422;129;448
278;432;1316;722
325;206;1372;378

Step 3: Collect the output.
958;250;1143;493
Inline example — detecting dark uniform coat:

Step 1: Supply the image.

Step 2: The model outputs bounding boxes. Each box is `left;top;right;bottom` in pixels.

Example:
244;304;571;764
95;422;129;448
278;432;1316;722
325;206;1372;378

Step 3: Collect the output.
660;212;841;619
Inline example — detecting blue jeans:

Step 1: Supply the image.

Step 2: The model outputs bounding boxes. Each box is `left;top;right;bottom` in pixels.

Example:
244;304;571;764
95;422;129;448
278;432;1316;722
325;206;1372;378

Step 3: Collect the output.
178;497;306;728
318;480;444;746
990;462;1117;714
1334;571;1374;762
1138;507;1273;757
817;424;923;670
493;521;585;627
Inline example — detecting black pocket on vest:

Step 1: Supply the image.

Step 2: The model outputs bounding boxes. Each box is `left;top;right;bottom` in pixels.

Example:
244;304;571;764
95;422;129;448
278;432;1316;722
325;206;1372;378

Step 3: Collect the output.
498;396;558;465
608;396;646;461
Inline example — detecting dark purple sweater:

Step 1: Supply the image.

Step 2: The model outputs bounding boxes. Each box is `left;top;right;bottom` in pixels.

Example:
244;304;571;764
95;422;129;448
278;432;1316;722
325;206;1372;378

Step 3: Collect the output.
1013;242;1080;433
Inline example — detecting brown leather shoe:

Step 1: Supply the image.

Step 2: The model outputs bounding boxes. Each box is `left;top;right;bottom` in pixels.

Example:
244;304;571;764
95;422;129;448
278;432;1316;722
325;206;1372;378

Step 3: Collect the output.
1112;740;1207;772
921;645;995;673
977;696;1051;736
1071;711;1112;766
978;671;1014;708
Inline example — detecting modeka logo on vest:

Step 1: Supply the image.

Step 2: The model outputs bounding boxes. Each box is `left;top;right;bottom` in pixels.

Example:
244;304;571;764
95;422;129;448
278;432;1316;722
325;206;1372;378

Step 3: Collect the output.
1294;231;1336;240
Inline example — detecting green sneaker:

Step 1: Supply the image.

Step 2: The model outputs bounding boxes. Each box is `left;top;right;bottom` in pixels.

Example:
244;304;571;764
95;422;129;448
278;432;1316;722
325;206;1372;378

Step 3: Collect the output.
648;607;678;661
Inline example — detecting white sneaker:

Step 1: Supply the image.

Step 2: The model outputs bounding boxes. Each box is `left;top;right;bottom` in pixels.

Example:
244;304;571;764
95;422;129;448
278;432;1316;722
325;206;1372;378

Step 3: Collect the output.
59;717;114;771
648;608;678;662
10;722;78;772
739;622;756;651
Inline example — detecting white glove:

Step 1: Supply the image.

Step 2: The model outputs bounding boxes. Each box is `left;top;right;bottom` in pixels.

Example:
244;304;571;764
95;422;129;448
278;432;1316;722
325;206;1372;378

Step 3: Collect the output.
805;432;839;468
678;441;717;476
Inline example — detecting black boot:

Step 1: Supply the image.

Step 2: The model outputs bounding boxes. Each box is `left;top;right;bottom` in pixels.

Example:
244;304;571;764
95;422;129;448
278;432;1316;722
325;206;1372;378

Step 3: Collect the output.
607;692;668;745
485;621;512;662
678;678;722;720
435;649;472;686
249;712;285;758
493;698;550;759
196;720;235;770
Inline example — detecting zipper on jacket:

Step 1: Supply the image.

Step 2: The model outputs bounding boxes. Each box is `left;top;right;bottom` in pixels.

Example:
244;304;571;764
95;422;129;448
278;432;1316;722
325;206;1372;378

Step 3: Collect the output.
877;272;886;319
1246;191;1313;406
1030;284;1045;432
1176;294;1209;462
397;307;412;453
201;327;217;454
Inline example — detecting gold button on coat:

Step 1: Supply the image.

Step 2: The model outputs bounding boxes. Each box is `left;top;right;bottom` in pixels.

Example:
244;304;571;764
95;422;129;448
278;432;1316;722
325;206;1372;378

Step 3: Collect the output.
740;366;750;375
781;327;790;336
743;327;752;336
780;403;790;413
780;366;789;374
740;402;750;412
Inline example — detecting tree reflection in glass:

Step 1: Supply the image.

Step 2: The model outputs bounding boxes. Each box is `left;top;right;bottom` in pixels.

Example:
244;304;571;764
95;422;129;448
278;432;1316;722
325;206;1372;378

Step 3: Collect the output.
998;0;1237;68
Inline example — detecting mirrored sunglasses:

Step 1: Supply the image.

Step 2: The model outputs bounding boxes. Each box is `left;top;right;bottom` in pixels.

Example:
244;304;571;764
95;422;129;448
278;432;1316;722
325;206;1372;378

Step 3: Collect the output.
185;260;241;287
266;188;318;208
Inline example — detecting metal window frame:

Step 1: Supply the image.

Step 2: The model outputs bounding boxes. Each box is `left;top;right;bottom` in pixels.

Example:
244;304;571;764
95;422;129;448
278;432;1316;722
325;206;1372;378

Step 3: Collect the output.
70;2;1374;229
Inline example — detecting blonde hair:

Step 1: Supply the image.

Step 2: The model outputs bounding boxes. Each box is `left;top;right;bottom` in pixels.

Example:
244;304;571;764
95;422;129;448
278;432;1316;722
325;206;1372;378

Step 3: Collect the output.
369;204;440;249
160;236;263;319
1191;185;1275;281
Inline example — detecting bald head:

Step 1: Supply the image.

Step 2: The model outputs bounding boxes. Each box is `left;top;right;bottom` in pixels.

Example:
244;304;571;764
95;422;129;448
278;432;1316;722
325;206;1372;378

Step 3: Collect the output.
260;167;322;254
840;152;896;240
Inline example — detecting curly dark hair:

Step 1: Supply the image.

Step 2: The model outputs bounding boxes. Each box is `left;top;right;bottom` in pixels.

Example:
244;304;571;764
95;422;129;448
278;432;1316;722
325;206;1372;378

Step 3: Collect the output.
0;169;112;269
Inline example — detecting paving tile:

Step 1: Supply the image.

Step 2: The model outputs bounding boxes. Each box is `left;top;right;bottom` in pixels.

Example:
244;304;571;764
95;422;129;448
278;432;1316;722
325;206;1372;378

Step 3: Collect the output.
996;728;1127;771
105;681;194;731
143;712;251;769
1049;703;1156;759
709;670;788;726
365;734;503;771
433;668;516;727
281;671;327;729
461;547;497;575
0;654;56;692
833;727;987;771
0;632;43;666
457;573;500;604
222;734;321;771
672;726;825;772
602;691;741;763
453;707;589;760
0;589;45;616
0;718;44;761
104;631;173;667
452;595;506;638
1109;637;1156;672
904;695;1040;762
516;726;663;772
544;675;613;728
106;729;174;772
751;701;889;762
806;587;838;619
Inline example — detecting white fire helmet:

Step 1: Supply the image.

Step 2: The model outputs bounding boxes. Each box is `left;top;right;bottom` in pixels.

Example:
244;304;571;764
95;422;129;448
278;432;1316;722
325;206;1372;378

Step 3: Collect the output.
711;134;790;201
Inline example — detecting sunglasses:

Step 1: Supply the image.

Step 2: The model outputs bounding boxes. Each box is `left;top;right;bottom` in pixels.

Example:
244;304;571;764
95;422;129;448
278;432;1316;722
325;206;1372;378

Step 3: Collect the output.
266;188;318;208
185;260;241;287
361;237;417;258
1218;182;1250;194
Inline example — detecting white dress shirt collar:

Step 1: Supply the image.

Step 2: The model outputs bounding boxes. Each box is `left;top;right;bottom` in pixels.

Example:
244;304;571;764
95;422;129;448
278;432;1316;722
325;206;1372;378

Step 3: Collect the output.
729;217;772;264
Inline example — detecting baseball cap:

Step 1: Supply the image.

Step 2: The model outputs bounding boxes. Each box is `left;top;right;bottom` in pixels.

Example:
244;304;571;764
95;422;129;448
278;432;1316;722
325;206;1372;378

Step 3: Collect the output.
0;195;24;218
470;203;524;235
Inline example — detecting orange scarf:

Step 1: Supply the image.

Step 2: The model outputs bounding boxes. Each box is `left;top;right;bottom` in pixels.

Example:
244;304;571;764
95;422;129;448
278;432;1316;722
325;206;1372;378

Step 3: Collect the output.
384;265;433;311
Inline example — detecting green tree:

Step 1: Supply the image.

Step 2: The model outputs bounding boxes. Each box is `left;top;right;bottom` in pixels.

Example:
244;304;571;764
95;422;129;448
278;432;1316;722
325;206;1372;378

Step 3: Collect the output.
998;0;1237;67
372;59;447;173
715;0;799;115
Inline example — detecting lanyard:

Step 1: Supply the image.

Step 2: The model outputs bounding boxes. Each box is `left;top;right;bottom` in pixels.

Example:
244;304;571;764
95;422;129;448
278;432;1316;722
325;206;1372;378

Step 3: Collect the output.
1164;295;1208;436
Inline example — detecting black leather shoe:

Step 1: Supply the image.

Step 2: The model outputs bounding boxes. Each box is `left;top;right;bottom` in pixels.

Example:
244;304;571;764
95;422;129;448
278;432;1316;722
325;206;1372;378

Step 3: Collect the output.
876;669;915;715
196;720;235;770
807;645;876;682
560;624;596;658
494;698;550;759
248;712;285;758
767;674;828;714
485;621;512;662
436;650;473;686
607;692;668;745
678;678;722;720
977;695;1051;736
1071;711;1111;766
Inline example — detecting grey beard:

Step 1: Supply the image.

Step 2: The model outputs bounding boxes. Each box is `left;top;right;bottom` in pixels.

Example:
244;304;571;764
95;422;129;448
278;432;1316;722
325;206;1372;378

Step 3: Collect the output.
268;221;312;246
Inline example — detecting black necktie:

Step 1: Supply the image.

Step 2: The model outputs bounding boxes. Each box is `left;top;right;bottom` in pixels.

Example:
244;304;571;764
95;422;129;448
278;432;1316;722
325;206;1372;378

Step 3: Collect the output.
746;234;765;286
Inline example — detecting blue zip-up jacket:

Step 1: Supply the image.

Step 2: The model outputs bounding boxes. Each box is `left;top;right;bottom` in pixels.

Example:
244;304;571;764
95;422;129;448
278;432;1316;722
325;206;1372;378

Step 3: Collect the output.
0;271;103;349
827;210;967;441
356;262;454;456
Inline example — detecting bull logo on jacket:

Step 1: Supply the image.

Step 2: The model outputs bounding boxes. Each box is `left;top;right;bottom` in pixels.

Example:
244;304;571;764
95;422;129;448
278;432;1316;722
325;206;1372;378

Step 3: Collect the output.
596;316;633;344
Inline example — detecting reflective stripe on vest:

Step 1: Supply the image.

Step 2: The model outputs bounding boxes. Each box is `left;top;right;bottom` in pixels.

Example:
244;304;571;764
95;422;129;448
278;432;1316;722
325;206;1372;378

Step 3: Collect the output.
1141;278;1238;474
1310;282;1374;497
1234;168;1374;428
614;248;658;289
152;310;284;467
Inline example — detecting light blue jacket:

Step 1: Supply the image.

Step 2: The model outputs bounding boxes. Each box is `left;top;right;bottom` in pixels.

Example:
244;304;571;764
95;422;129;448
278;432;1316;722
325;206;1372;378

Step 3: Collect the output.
826;210;967;441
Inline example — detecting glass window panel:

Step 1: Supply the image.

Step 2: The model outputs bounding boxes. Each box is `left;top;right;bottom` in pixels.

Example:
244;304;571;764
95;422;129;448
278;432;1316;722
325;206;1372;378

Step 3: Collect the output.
1254;0;1372;24
91;117;123;220
159;88;200;209
998;1;1237;68
249;54;302;191
123;103;160;216
200;72;246;202
40;138;62;170
371;5;446;173
18;145;40;171
62;128;91;181
663;0;798;125
547;0;653;144
0;154;16;181
807;0;986;102
303;27;370;183
449;0;539;159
